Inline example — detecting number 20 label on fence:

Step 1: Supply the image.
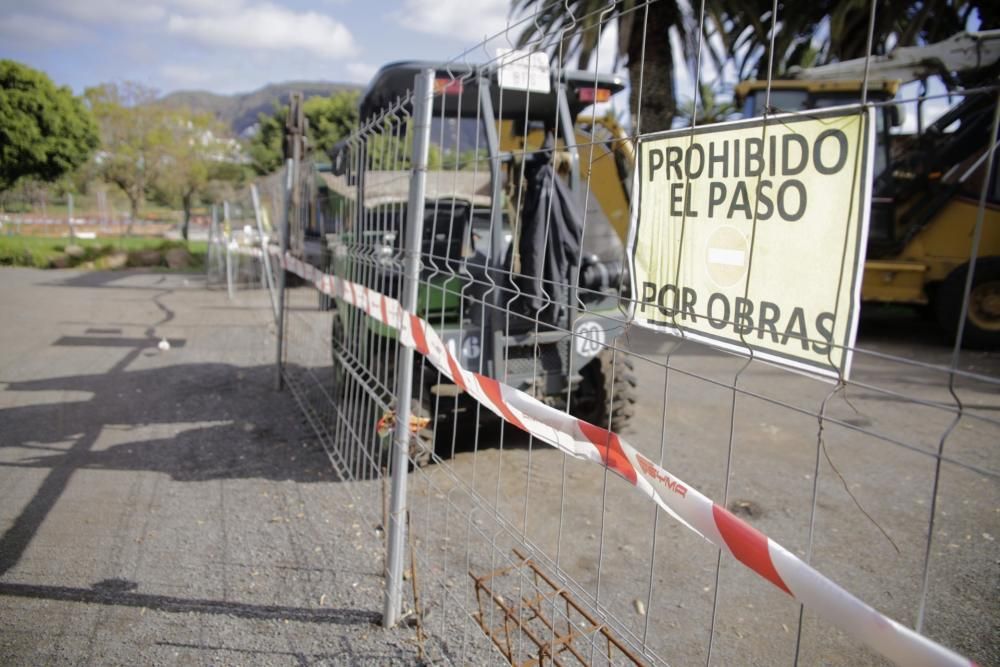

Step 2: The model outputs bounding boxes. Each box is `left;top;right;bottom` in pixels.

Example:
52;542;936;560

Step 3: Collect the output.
627;107;875;379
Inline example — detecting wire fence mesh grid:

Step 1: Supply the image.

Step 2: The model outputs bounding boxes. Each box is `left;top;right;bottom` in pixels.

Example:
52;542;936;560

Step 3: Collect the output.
208;2;1000;665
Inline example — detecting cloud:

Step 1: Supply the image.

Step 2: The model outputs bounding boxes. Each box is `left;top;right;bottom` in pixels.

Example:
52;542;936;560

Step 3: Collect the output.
166;2;357;59
588;20;620;72
149;49;368;94
0;13;91;47
345;62;377;84
57;0;166;24
395;0;511;41
164;0;244;15
16;0;167;25
160;63;213;87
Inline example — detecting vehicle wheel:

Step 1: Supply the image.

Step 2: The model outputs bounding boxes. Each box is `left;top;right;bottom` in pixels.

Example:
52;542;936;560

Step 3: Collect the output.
571;348;636;432
936;257;1000;348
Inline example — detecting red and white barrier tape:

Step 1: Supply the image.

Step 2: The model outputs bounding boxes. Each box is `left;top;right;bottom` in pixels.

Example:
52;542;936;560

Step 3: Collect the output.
262;246;973;667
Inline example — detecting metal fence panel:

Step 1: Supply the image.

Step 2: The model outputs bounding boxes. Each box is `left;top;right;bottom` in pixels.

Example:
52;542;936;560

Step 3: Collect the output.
225;4;1000;665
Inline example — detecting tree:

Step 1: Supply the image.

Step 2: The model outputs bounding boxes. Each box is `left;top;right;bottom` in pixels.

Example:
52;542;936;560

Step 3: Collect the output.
677;82;738;125
514;0;701;132
85;82;170;232
248;108;285;175
706;0;999;82
0;60;99;192
248;91;360;174
154;110;239;239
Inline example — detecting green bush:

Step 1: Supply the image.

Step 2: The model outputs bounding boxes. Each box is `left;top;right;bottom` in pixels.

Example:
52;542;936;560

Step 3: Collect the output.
0;235;206;270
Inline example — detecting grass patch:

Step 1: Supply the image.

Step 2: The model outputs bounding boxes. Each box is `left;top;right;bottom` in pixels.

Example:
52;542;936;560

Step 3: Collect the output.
0;235;207;270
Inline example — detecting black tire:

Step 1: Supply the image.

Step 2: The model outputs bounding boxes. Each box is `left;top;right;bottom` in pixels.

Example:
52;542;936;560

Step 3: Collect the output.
571;348;637;432
935;258;1000;349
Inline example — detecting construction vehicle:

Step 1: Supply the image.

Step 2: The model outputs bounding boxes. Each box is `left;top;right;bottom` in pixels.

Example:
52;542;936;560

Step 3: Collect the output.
734;30;1000;346
322;60;637;461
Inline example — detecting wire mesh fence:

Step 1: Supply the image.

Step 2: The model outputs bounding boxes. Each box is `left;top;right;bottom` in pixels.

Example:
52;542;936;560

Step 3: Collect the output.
215;3;999;665
0;185;181;238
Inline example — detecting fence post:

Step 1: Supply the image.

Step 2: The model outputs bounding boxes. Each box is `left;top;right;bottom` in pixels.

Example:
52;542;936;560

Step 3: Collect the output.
276;94;305;391
224;200;236;301
383;68;434;628
251;184;279;320
207;204;217;280
274;159;293;390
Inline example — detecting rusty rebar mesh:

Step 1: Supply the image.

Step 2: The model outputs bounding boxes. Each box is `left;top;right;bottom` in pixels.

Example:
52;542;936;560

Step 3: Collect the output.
471;549;649;667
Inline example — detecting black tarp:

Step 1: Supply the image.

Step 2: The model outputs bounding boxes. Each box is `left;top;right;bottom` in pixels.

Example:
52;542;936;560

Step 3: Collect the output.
514;134;583;326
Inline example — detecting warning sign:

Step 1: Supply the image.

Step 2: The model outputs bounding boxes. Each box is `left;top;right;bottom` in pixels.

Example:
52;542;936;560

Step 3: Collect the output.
627;107;874;379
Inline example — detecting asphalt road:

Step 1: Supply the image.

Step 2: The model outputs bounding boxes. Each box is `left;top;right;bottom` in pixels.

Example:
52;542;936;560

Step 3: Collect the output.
0;269;424;665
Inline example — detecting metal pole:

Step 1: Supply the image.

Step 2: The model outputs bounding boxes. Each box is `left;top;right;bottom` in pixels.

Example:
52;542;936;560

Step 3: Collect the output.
224;201;236;301
383;68;434;628
251;184;279;320
207;204;217;280
478;77;503;379
275;158;294;390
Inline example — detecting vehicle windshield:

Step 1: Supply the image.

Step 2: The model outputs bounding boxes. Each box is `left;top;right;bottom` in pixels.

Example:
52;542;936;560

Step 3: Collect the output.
743;89;890;181
428;116;489;171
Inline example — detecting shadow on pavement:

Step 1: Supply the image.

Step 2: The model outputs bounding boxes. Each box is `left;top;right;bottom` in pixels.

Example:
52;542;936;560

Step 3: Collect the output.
0;580;379;626
0;271;422;664
0;362;340;577
0;275;336;583
40;269;200;290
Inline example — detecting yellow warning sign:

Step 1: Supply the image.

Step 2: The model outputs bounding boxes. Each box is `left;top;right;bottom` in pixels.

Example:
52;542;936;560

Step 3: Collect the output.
627;107;874;379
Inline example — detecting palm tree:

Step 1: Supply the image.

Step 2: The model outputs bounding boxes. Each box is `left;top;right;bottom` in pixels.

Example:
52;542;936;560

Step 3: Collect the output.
705;0;998;83
513;0;998;134
677;82;739;125
513;0;700;132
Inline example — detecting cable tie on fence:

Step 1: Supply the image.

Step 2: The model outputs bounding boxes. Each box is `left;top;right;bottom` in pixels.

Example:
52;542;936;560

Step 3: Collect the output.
376;410;431;439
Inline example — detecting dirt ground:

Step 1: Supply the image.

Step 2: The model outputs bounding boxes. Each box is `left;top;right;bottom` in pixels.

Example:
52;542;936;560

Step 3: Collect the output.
0;269;426;665
399;303;1000;666
270;276;999;667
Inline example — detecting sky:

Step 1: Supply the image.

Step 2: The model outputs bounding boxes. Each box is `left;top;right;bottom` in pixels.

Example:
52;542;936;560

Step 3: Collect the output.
0;0;966;133
0;0;573;95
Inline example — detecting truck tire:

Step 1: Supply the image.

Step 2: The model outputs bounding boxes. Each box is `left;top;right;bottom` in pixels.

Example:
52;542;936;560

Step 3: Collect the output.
936;257;1000;348
571;348;637;433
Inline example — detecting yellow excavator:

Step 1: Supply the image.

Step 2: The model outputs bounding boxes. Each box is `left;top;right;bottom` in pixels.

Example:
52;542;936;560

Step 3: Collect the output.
516;30;1000;348
567;30;1000;346
733;30;1000;346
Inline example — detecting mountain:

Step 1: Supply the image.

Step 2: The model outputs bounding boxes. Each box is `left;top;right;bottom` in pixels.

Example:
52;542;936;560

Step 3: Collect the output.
159;81;363;137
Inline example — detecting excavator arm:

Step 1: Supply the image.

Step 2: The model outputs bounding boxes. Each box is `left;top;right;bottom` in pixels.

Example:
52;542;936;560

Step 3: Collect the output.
788;30;1000;86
